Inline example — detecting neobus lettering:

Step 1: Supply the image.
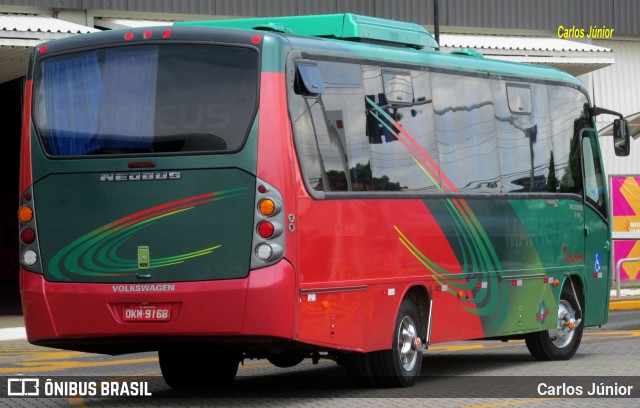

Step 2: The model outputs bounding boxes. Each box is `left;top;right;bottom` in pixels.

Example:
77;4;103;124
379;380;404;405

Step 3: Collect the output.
100;172;181;182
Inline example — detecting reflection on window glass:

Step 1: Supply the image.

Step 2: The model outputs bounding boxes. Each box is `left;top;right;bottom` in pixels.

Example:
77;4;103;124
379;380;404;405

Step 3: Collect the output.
289;58;592;198
35;44;258;156
290;61;366;192
582;132;606;215
432;73;499;192
494;81;553;192
382;71;414;105
506;83;533;115
291;61;440;193
548;86;587;195
365;67;439;192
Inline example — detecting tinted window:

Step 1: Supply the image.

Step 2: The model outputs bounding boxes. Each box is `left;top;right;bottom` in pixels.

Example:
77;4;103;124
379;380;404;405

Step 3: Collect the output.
290;59;592;198
34;44;259;156
548;86;588;194
431;73;499;192
494;81;554;192
290;61;366;192
365;68;439;192
582;131;606;215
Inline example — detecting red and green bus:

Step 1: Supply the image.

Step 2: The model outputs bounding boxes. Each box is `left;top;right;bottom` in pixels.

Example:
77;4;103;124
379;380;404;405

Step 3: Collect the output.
18;13;630;388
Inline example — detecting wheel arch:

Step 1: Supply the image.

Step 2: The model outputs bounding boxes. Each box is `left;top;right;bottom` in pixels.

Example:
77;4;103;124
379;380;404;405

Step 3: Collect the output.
562;274;585;319
402;284;431;344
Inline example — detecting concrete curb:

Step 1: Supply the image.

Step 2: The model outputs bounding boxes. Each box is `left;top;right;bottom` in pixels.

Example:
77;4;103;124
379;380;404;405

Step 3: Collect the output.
609;296;640;311
0;327;26;341
609;301;640;310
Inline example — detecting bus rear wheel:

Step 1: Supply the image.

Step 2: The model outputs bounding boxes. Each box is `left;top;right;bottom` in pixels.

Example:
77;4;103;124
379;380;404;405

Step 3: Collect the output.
371;299;423;387
159;347;241;389
525;285;583;361
343;352;378;387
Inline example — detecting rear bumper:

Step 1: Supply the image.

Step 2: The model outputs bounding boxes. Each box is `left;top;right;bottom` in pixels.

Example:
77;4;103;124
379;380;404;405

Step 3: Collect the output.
20;260;296;353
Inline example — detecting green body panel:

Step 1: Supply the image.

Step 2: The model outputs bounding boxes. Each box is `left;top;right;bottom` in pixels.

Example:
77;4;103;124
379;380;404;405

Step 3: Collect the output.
30;116;259;283
584;206;611;325
36;168;255;283
427;197;589;335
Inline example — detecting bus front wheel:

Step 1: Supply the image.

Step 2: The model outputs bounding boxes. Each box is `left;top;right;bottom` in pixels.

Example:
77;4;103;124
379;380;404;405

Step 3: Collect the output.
159;347;241;389
525;285;584;361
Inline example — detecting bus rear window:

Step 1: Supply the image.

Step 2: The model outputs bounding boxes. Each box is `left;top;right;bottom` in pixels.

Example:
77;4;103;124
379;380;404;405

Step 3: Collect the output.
33;44;259;156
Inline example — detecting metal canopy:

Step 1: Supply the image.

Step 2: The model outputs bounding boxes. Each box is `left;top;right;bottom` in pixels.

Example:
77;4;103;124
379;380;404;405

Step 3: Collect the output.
598;112;640;140
93;17;172;30
439;33;615;77
0;13;97;84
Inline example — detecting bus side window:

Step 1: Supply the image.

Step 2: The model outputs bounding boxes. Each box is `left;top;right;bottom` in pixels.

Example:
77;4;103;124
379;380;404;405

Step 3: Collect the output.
289;60;365;192
494;81;553;193
364;67;439;192
432;73;499;192
548;86;587;195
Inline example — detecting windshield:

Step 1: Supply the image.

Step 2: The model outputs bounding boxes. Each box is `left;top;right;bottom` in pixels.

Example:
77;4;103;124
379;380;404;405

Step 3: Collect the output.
33;43;259;156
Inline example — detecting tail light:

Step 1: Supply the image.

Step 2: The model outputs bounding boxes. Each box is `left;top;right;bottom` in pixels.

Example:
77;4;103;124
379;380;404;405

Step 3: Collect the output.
250;178;285;269
18;186;43;273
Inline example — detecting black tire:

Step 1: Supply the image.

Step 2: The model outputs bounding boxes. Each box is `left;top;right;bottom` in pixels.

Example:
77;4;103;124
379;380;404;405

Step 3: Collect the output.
525;285;584;361
267;352;307;368
343;352;378;388
159;347;241;389
371;299;423;387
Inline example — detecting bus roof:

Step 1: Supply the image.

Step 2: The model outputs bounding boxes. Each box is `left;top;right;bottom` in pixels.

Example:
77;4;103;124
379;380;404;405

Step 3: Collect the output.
175;13;586;92
175;13;439;50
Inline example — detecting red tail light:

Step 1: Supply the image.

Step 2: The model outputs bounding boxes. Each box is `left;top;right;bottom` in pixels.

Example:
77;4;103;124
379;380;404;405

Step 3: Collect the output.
251;179;285;269
20;228;36;244
257;221;275;239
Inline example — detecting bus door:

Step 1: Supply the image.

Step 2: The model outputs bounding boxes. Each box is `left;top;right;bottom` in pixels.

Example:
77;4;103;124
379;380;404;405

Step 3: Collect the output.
580;129;610;325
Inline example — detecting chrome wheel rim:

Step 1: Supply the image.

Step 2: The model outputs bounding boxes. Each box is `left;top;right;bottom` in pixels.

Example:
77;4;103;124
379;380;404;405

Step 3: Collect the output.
397;315;419;372
549;299;576;348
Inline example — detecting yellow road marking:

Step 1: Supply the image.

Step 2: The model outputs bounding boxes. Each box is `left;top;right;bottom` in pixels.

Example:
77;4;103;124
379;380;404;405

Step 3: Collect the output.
465;398;558;408
0;356;158;374
68;397;89;408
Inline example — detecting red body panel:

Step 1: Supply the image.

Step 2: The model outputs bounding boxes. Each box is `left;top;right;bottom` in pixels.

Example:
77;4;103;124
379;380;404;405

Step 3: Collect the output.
296;198;485;350
257;72;300;268
20;261;295;343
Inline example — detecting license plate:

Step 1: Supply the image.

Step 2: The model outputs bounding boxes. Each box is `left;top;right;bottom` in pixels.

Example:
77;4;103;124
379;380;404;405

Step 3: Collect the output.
122;304;171;322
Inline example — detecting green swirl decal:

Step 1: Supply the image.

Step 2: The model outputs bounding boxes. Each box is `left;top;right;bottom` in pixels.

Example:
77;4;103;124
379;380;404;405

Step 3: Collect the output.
48;187;247;280
367;97;509;326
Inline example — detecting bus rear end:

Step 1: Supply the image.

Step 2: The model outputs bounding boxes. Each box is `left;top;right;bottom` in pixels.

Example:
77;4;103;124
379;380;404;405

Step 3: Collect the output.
18;26;297;385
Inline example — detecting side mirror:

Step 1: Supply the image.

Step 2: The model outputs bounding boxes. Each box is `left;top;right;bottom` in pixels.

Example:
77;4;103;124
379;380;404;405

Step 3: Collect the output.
614;119;630;157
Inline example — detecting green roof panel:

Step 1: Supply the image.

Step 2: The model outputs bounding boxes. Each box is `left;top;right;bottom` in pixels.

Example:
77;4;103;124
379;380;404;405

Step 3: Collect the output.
175;13;439;50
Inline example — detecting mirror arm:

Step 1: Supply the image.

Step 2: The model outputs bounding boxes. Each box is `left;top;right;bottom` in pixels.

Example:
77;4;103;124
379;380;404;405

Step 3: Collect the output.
590;106;624;120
